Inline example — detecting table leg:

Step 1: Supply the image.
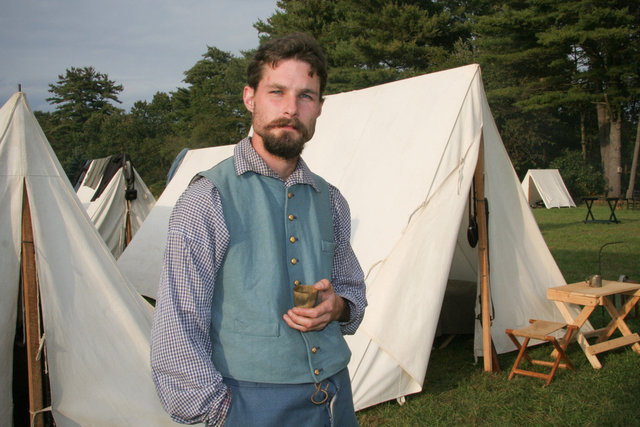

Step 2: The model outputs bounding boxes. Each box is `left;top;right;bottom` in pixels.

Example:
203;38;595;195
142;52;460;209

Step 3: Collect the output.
584;199;595;222
576;333;602;368
601;295;640;354
607;199;619;223
553;301;602;368
598;297;625;342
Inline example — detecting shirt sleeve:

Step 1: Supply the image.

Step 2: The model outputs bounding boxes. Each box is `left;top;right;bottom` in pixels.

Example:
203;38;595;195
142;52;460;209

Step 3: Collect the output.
329;184;367;335
150;178;231;426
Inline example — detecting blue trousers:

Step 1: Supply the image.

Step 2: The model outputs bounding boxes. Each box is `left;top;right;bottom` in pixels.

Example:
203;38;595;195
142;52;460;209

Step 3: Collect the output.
223;368;358;427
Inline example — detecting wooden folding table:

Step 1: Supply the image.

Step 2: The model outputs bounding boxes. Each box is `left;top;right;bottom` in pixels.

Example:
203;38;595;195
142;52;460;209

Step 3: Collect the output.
547;280;640;369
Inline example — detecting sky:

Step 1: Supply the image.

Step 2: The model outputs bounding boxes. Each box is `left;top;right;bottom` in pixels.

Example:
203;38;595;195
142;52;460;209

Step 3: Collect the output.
0;0;280;112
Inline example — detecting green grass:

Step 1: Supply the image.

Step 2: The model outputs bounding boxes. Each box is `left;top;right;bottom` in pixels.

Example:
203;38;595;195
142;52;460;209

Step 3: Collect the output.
533;203;640;283
356;204;640;427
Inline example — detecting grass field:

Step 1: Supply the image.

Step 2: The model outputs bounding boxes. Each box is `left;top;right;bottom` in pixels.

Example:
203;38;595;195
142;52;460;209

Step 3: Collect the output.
356;203;640;426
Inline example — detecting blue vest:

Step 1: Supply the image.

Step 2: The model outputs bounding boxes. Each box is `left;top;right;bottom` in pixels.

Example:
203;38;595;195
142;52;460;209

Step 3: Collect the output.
200;157;351;384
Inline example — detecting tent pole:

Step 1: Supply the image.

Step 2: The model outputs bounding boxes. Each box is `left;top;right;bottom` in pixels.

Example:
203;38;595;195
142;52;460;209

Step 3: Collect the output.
21;181;45;427
474;135;494;372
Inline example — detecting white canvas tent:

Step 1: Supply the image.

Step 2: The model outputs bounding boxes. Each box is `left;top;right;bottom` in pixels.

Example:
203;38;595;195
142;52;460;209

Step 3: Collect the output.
75;154;156;258
118;144;235;297
119;64;576;411
0;92;179;425
521;169;576;208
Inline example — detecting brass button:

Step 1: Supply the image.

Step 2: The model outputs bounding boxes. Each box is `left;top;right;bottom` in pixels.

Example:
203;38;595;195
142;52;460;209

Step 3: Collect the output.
314;369;320;376
288;214;295;221
312;347;318;354
288;192;293;199
291;258;298;265
294;280;301;285
289;236;297;243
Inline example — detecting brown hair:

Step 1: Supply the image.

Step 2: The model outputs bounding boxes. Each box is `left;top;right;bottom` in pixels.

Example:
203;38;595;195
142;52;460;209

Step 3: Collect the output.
247;33;328;97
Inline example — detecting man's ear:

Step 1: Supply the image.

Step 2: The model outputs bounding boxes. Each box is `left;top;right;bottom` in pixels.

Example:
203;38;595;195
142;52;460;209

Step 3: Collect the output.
243;86;255;112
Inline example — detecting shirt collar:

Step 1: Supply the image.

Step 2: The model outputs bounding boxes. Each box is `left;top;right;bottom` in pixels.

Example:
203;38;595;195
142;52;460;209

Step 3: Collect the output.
233;137;320;191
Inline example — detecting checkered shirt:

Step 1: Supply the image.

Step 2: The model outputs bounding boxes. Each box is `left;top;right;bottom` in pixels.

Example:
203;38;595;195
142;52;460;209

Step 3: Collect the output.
150;138;367;426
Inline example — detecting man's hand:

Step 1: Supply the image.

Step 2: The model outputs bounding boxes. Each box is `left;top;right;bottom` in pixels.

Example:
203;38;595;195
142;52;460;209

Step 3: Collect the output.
283;279;349;332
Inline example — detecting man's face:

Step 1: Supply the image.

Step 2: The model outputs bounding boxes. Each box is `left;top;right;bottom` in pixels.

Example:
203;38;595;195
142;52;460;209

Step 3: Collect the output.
244;59;323;159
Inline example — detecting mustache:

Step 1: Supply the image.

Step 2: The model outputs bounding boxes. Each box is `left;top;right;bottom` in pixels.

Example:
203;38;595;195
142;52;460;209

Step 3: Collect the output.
266;118;303;131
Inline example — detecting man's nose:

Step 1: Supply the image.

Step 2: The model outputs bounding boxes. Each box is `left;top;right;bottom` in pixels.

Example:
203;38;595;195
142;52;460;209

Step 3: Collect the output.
282;94;299;117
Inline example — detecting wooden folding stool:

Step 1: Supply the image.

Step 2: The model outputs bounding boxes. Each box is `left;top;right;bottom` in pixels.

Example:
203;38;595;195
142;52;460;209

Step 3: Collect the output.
505;319;577;385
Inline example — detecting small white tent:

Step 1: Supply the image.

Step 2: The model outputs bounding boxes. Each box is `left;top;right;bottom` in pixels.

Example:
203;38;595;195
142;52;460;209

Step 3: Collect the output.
0;92;178;425
75;154;156;258
119;64;575;411
521;169;576;208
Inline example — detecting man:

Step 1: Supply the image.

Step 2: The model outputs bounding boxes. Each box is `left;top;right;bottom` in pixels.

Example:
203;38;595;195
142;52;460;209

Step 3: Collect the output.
151;33;367;426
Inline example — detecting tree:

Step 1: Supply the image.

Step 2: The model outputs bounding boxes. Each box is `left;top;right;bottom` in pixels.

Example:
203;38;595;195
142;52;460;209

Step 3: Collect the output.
127;92;185;193
255;0;472;93
47;66;124;125
179;47;251;147
471;0;639;188
471;1;582;174
537;0;640;196
45;66;124;180
627;112;640;199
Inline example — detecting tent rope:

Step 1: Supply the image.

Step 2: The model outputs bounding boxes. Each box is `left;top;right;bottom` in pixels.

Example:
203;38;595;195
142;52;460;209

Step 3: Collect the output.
36;278;47;363
365;135;480;283
35;271;50;374
364;259;383;282
36;332;46;361
30;406;53;427
406;131;479;229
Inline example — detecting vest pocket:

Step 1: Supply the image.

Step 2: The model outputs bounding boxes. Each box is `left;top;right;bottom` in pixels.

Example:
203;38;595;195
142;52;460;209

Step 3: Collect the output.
225;317;281;337
321;240;336;272
321;240;336;253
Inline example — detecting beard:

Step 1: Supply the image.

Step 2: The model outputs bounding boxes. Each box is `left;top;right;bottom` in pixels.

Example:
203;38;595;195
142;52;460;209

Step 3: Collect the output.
257;117;312;160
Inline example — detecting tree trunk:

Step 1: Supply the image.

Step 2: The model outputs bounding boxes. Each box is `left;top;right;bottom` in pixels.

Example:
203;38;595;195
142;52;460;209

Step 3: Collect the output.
596;102;622;197
626;112;640;199
608;113;623;197
581;110;587;162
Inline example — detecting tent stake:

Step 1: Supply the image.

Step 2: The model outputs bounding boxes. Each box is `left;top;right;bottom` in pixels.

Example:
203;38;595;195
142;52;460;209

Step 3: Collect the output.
474;135;496;372
21;181;45;427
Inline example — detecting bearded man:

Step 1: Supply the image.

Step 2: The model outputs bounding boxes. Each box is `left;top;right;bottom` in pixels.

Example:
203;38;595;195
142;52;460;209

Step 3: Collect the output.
150;33;367;427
